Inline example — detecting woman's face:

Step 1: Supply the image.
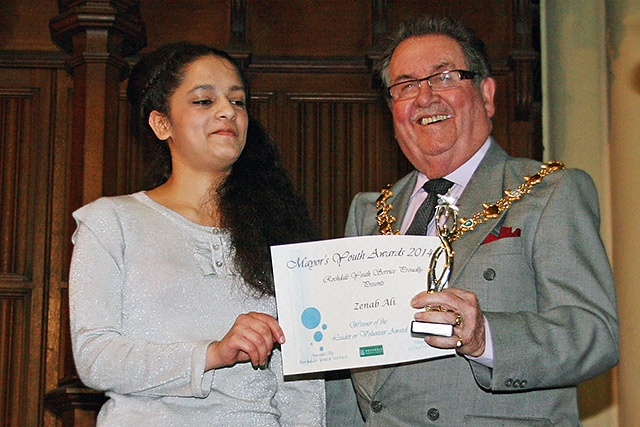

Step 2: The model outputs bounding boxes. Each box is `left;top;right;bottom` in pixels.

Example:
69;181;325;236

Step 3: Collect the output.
150;55;249;177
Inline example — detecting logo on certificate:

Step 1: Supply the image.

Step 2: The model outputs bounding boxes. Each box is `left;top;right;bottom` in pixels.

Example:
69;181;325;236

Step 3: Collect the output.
359;345;384;357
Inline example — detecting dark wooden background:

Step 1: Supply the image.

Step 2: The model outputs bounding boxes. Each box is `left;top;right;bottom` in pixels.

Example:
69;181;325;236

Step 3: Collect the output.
0;1;540;425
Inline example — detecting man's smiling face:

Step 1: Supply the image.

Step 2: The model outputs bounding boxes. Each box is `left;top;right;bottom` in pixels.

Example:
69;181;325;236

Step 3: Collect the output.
388;34;496;178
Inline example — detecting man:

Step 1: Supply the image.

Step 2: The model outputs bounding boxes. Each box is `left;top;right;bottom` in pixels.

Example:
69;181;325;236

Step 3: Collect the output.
326;16;618;426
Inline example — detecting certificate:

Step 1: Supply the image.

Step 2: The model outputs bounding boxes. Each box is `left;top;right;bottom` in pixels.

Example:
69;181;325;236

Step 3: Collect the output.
271;235;455;375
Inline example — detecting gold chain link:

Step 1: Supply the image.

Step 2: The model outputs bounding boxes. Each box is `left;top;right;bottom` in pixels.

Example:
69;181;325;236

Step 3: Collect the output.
376;161;565;238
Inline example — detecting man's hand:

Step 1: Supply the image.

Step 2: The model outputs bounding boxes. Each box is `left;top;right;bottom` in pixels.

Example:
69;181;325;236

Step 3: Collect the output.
411;288;485;357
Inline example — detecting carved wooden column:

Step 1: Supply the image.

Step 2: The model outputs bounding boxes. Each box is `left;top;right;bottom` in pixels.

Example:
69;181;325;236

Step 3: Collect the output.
226;0;252;68
508;0;542;160
365;0;388;76
510;0;540;121
44;1;145;426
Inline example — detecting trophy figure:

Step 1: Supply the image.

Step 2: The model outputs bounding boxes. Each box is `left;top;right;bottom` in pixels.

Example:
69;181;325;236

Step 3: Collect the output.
411;192;459;337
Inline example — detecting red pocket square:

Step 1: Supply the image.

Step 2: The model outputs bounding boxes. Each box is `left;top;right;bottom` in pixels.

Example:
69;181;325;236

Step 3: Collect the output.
482;226;521;244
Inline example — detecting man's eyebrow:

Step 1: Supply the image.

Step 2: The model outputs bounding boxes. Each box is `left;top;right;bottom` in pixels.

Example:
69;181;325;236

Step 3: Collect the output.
431;61;452;72
391;61;455;83
392;73;418;83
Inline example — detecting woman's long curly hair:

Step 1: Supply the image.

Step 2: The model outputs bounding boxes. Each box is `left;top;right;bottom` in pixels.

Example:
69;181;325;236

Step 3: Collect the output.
127;42;317;296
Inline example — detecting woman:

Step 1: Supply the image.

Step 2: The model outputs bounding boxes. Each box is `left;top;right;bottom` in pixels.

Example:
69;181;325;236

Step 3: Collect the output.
69;42;325;426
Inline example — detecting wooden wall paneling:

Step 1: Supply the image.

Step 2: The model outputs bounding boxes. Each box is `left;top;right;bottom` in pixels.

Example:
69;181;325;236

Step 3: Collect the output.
0;1;60;51
511;0;540;121
371;0;389;47
385;0;517;60
0;88;33;427
246;0;370;57
139;0;229;51
115;86;146;195
0;290;31;426
51;78;74;388
0;89;35;275
282;93;394;239
0;67;56;426
249;92;279;142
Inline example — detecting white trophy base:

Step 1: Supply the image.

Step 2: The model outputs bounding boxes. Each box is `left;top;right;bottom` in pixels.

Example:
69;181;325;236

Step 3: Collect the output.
411;321;453;337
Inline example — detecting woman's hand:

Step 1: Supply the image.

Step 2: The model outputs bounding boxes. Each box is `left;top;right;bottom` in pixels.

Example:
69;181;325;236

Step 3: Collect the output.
205;312;285;370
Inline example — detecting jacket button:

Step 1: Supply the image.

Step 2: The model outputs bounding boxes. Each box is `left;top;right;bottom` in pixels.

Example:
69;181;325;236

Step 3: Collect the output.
483;268;496;281
371;400;382;413
427;408;440;421
505;378;513;387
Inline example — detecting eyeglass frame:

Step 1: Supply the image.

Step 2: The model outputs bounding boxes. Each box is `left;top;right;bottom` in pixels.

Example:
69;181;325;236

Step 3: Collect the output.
387;70;478;101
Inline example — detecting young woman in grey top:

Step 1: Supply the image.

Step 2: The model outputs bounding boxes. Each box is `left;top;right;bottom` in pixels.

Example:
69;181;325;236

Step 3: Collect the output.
69;42;325;426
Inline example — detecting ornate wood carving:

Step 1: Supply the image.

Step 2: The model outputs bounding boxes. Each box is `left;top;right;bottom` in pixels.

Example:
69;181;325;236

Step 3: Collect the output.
50;0;147;60
49;0;146;203
44;1;147;425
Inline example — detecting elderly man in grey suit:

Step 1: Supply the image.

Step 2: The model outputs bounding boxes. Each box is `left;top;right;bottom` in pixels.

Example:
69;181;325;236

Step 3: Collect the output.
326;16;619;427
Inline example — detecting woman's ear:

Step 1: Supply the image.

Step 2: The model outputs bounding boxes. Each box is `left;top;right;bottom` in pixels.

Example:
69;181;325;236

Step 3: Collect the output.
148;110;171;141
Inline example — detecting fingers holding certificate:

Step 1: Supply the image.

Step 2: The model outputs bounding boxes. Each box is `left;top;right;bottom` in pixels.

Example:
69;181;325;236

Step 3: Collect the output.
271;235;455;376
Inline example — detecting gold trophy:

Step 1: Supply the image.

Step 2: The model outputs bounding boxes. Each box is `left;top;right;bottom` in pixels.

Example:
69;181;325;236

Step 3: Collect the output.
411;192;459;337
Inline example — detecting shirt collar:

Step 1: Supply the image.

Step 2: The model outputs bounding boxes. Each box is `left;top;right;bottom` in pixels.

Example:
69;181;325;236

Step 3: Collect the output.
411;136;493;197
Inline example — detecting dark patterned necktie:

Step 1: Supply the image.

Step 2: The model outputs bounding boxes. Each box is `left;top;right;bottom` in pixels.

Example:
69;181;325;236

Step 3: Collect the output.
405;178;454;235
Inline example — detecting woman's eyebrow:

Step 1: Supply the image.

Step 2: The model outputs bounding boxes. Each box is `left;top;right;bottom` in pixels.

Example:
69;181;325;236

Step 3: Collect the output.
189;84;245;93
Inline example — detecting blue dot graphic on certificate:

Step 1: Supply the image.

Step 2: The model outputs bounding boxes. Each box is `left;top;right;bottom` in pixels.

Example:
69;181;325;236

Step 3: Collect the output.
301;307;328;350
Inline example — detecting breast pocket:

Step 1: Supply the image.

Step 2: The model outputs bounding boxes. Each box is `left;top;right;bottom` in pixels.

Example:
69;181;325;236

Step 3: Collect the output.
459;237;537;312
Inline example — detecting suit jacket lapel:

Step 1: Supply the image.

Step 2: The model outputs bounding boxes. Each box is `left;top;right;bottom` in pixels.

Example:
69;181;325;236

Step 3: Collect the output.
388;172;418;232
450;142;509;285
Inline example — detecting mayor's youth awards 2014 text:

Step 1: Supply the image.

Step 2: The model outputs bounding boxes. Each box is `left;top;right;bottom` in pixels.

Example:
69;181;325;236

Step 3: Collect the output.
271;235;455;376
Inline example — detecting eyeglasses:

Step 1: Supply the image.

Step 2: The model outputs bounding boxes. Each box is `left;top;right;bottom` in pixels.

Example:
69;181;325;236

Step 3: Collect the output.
387;70;477;101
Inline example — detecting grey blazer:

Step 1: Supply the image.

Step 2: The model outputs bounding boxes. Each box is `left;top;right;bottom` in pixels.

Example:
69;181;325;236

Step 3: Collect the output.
326;141;619;427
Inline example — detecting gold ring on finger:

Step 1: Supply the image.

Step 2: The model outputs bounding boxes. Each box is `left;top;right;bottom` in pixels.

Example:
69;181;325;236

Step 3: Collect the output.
454;314;462;327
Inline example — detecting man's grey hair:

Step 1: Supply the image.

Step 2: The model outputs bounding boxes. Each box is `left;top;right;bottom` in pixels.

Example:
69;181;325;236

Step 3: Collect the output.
375;16;492;95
